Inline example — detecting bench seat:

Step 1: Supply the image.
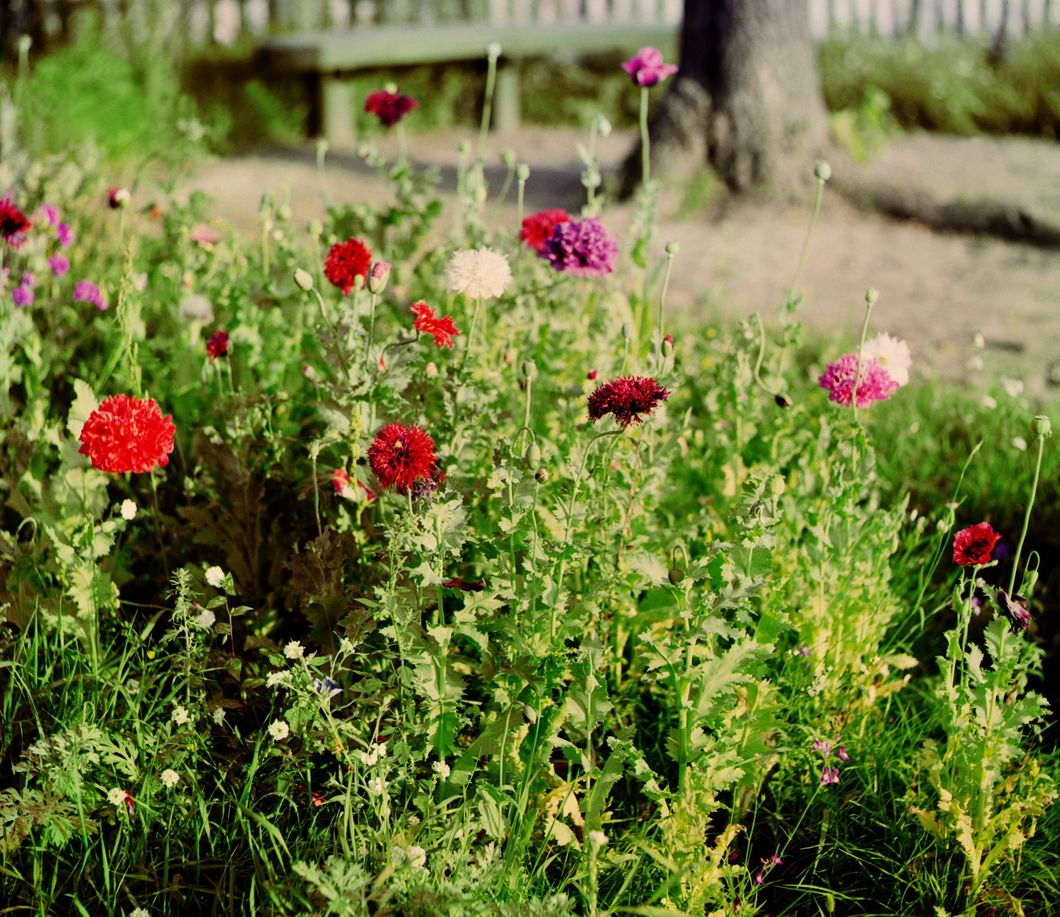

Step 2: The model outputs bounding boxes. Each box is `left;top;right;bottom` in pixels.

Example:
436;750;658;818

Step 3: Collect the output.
260;22;677;142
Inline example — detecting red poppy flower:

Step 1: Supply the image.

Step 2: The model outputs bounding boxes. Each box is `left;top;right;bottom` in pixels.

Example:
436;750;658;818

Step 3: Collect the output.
442;577;487;592
952;522;1002;566
0;198;32;248
588;376;670;427
364;90;419;127
368;423;438;494
520;209;571;253
206;329;229;359
324;237;372;294
78;394;176;473
411;300;460;349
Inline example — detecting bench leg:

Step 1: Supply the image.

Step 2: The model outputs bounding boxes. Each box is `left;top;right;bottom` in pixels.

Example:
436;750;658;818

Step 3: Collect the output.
493;62;520;133
318;74;356;145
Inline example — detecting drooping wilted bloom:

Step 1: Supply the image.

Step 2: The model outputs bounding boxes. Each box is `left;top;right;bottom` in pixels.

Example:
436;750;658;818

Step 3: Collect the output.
997;589;1032;632
411;300;460;349
588;376;670;427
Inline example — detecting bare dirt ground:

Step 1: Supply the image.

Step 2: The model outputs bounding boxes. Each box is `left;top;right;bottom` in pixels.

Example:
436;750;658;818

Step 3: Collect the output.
181;127;1060;394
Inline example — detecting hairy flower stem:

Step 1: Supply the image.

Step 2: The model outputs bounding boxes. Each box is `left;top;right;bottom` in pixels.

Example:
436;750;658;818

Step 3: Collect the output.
550;429;624;641
460;297;484;370
478;47;500;158
638;86;651;186
851;290;877;425
516;168;528;229
655;245;675;360
1009;429;1047;596
787;175;826;308
365;293;378;362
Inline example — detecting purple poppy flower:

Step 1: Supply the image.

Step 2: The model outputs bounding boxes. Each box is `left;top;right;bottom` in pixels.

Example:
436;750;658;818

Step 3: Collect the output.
621;46;678;87
74;280;108;311
49;254;70;278
542;217;618;278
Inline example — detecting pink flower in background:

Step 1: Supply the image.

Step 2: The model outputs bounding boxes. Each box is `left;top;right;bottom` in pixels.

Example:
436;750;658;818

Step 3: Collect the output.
37;203;60;227
190;223;220;246
621;46;678;87
56;223;74;247
107;186;131;209
12;274;35;308
74;280;108;311
49;254;70;278
818;353;898;408
365;89;419;127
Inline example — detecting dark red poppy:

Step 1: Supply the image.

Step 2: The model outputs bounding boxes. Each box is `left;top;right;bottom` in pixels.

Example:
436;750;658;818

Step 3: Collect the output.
952;522;1002;566
324;237;372;294
587;376;670;427
367;423;439;494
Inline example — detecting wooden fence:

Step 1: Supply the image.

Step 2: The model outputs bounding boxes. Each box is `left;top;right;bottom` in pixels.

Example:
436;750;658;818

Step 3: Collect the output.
2;0;1056;56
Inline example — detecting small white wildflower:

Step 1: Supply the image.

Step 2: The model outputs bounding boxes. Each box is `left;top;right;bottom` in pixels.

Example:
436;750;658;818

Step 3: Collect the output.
268;719;290;741
1001;377;1024;398
171;705;190;726
981;394;998;410
212;707;226;724
160;769;180;789
367;775;385;795
394;844;427;869
179;293;214;323
358;747;379;767
861;333;912;387
375;741;388;759
125;678;140;693
445;247;512;300
194;608;216;630
266;670;292;688
432;759;451;779
283;640;305;660
130;908;150;917
588;830;609;849
339;637;355;654
119;499;137;520
205;566;226;588
1012;436;1028;452
107;787;127;806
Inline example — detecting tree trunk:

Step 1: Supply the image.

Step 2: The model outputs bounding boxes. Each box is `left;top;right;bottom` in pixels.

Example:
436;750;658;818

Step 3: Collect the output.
621;0;829;199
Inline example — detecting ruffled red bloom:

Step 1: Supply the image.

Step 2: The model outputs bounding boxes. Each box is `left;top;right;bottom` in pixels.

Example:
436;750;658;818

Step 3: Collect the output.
364;90;419;127
588;376;670;427
520;209;571;253
368;423;438;494
952;522;1002;566
0;198;32;248
411;300;460;349
324;237;372;294
78;394;176;473
206;329;229;359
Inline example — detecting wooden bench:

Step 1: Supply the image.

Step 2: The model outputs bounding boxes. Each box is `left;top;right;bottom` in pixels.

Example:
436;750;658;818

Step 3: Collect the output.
259;22;677;143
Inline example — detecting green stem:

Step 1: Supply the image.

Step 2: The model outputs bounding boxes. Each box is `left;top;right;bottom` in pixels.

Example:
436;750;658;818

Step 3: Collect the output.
656;246;675;357
460;297;484;369
478;48;499;157
787;177;826;308
639;86;650;186
365;293;378;363
851;291;876;425
1008;431;1046;595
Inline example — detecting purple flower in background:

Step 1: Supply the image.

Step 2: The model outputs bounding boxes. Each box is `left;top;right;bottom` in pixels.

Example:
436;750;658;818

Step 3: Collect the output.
818;353;899;408
621;46;678;87
12;283;34;308
820;768;840;785
56;223;74;247
543;217;618;278
49;254;70;278
74;280;108;311
997;589;1032;632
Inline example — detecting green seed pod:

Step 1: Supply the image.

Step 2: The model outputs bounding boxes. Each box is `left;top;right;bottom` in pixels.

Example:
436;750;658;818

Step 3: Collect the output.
814;160;832;182
668;567;685;586
1032;415;1052;438
520;359;538;382
525;442;541;470
516;163;531;181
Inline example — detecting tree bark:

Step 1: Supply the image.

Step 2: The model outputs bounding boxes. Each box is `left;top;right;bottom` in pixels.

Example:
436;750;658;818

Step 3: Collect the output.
621;0;829;198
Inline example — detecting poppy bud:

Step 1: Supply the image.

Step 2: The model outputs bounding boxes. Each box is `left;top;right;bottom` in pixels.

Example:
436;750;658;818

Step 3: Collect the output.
534;469;548;483
774;393;792;409
1032;415;1052;438
294;268;314;292
520;359;538;382
668;567;684;585
367;261;391;294
814;161;832;182
525;442;541;470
